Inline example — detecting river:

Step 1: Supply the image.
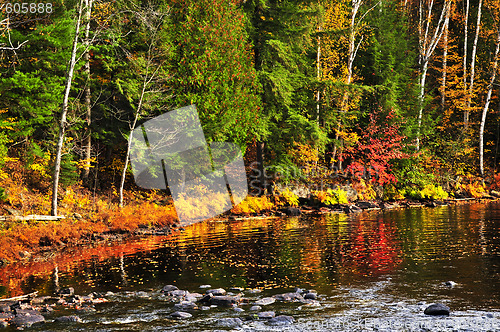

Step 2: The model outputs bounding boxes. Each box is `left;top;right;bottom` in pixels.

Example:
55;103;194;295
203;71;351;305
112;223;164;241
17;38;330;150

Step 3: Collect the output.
1;202;499;331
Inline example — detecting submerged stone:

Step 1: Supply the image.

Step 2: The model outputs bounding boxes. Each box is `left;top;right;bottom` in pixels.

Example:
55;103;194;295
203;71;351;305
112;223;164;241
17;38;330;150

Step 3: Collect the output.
255;297;275;306
169;311;192;319
54;315;82;323
268;315;295;325
216;317;243;328
11;314;45;328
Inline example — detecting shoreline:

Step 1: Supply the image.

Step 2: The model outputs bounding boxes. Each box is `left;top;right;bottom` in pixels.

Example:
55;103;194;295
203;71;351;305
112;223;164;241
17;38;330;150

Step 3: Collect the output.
1;195;497;268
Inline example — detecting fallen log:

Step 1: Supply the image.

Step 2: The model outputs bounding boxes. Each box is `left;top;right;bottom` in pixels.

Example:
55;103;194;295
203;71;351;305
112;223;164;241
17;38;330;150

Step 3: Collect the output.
0;291;38;302
0;215;65;222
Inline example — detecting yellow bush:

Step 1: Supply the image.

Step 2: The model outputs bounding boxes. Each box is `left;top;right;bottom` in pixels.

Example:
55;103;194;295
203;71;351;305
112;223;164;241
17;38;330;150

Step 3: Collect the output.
275;188;299;207
231;196;274;215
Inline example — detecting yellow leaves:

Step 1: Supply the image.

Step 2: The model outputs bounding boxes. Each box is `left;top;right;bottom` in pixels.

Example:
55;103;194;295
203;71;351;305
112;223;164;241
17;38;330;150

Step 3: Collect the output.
275;188;299;207
231;196;274;215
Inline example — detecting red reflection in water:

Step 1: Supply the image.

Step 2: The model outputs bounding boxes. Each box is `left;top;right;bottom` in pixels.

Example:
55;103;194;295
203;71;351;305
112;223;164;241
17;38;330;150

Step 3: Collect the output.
340;218;403;276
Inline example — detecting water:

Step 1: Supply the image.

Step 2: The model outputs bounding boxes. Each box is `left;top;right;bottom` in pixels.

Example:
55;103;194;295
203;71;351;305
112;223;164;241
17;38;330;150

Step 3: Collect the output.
1;202;500;331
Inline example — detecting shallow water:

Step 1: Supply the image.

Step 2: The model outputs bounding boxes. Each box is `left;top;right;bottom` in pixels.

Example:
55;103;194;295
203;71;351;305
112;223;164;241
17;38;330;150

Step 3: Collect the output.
2;202;500;331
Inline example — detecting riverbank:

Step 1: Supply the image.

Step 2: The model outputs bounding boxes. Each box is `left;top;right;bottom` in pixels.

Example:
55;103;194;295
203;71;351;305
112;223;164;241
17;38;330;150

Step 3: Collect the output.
1;184;498;266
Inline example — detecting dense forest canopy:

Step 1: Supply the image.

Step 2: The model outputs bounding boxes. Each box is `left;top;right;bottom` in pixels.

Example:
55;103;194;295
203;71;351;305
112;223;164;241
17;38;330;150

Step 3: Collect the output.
1;0;500;208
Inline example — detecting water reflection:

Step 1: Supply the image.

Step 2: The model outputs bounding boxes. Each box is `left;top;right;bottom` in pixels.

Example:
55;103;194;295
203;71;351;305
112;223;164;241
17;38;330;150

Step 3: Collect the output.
0;202;499;313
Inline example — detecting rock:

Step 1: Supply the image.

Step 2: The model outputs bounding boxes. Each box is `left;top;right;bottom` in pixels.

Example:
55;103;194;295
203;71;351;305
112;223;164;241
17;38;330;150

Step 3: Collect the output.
340;185;358;201
174;301;198;310
357;201;379;209
274;292;304;302
444;281;457;288
185;293;203;302
76;306;96;313
0;305;10;313
216;317;243;328
0;312;14;320
161;285;179;293
14;309;40;316
344;204;362;213
206;288;226;296
10;314;45;328
257;311;276;319
229;287;244;293
170;290;189;298
293;287;304;293
209;296;239;307
199;293;213;303
0;321;7;328
199;285;211;289
58;287;75;296
486;313;494;318
54;315;82;323
169;311;192;319
268;315;295;325
200;306;211;311
250;305;261;311
282;207;301;216
303;292;317;300
233;307;245;313
246;289;262;294
424;303;450;316
255;297;275;306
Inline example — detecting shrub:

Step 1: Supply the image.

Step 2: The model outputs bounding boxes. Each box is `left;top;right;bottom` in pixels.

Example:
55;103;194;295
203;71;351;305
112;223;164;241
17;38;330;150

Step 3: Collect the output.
275;188;299;207
311;188;348;205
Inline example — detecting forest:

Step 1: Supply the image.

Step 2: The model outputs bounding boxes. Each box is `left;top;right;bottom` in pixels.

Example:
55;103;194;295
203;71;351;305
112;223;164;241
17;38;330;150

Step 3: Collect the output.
0;0;500;260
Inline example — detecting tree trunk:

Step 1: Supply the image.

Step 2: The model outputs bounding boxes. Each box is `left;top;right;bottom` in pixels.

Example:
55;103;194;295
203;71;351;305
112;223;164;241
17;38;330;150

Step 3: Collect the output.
82;0;93;181
441;6;450;111
119;75;148;207
417;60;429;151
479;29;500;176
463;0;469;124
465;0;483;130
51;0;85;216
416;0;450;151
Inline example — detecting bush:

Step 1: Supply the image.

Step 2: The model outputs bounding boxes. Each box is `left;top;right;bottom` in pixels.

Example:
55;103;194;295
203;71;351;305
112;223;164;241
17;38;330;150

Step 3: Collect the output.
311;188;348;205
275;188;299;207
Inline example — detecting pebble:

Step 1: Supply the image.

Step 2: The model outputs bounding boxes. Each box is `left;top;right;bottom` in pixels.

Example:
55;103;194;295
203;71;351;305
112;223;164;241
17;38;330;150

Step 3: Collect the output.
255;297;275;306
258;311;276;319
169;311;192;320
250;305;262;311
268;315;295;325
199;285;211;289
216;317;243;328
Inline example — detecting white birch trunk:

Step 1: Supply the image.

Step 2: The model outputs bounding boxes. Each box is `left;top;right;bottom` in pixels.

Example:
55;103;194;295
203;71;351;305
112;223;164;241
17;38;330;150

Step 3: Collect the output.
441;7;450;110
416;0;450;151
479;29;500;176
465;0;483;130
82;0;93;180
51;0;85;216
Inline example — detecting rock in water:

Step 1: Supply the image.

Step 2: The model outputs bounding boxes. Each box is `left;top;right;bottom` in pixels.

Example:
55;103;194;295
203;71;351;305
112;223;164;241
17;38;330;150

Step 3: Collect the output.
283;207;301;216
11;314;45;328
206;288;226;296
257;311;276;319
444;281;457;288
54;315;82;323
169;311;192;320
424;303;450;316
216;318;243;328
268;315;295;325
161;285;178;293
255;297;275;306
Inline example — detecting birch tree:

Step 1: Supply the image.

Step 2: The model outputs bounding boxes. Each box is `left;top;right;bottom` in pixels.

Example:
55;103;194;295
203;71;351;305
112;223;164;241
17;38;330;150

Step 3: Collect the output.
479;11;500;175
441;3;450;110
416;0;451;151
81;0;94;181
464;0;483;130
51;0;86;216
118;3;170;207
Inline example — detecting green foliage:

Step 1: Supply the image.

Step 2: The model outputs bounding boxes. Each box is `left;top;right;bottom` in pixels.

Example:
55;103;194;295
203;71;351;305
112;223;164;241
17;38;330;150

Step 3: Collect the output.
170;0;263;148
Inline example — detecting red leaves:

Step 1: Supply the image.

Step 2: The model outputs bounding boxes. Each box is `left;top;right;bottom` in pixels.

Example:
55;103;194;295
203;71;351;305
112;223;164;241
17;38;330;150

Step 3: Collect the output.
343;109;410;186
